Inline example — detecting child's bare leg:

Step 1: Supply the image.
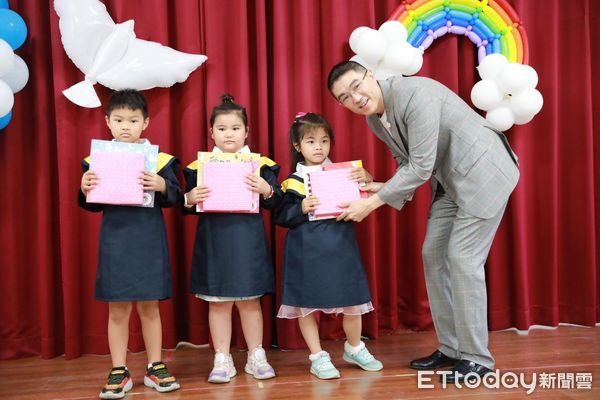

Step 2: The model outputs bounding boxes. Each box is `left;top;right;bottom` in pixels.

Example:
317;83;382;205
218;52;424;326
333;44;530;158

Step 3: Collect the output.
136;300;162;364
209;301;234;354
298;314;322;354
342;314;362;346
236;298;263;350
108;302;133;367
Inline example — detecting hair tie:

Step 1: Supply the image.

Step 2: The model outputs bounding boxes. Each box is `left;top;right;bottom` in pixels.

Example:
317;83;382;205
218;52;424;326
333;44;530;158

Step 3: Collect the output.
294;112;309;124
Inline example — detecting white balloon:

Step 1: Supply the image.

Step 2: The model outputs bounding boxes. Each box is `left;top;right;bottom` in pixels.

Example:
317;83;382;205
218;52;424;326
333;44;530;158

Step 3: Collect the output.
355;29;387;65
349;54;377;71
402;47;423;76
374;67;397;80
378;20;408;44
1;54;29;93
513;113;534;125
54;0;207;108
0;79;14;118
509;88;543;118
0;39;15;77
349;26;371;54
521;64;539;88
471;79;505;111
382;42;414;72
497;63;532;95
486;103;515;132
476;53;509;80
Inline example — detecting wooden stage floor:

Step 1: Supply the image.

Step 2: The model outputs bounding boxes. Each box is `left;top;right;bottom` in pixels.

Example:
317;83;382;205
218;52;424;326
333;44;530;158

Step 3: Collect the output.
1;325;599;399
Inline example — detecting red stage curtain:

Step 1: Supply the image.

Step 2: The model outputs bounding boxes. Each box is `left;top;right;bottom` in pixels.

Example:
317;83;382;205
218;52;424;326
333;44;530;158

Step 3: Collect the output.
1;0;598;360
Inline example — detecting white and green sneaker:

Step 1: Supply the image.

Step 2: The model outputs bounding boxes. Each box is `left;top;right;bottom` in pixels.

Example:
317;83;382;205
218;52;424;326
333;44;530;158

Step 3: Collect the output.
309;351;340;380
342;341;383;371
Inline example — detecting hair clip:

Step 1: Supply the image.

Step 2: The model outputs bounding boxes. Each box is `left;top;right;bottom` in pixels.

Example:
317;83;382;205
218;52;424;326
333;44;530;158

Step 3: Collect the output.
295;111;308;119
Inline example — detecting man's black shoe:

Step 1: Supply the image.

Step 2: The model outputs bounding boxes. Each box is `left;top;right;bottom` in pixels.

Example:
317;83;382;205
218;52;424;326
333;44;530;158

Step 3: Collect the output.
409;350;459;370
441;360;493;383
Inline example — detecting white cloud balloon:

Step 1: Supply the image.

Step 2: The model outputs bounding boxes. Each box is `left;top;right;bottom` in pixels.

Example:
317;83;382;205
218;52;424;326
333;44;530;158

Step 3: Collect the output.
349;26;370;54
475;53;508;80
54;0;207;108
486;101;515;132
509;88;544;118
472;53;543;131
471;80;504;111
378;20;408;45
348;22;423;78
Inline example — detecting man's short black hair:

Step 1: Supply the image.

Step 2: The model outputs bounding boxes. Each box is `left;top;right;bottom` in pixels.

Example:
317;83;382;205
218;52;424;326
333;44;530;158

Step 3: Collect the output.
327;61;367;95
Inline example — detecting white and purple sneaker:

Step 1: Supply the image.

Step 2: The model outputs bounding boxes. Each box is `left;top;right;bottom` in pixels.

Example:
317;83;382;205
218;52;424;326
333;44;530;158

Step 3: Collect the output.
208;352;237;383
244;346;276;380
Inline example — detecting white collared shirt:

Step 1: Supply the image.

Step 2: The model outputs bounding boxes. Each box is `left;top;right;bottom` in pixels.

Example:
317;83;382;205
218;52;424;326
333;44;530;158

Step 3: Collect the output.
112;138;152;145
379;112;392;137
293;158;332;179
212;145;251;154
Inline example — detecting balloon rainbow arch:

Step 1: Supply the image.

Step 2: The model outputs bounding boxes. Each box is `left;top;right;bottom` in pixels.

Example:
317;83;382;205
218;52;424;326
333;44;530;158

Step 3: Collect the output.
390;0;528;64
348;0;542;131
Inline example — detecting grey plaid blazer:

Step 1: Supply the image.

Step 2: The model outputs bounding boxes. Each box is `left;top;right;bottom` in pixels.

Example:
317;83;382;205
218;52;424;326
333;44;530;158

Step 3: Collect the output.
367;76;519;219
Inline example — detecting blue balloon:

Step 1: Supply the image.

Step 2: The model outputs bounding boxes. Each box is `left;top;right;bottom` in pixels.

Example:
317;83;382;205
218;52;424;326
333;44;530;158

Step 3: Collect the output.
0;9;27;50
0;1;8;9
0;110;12;130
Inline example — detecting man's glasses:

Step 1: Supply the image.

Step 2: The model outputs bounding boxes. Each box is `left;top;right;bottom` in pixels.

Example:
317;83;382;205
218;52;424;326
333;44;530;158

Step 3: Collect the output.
337;70;368;106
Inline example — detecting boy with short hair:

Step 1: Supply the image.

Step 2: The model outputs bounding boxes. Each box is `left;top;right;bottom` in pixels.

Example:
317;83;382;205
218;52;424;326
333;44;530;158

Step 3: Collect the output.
79;89;181;398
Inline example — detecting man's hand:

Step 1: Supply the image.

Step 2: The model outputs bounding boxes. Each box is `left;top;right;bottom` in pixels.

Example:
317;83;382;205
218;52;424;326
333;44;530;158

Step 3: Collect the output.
360;181;384;194
336;194;385;222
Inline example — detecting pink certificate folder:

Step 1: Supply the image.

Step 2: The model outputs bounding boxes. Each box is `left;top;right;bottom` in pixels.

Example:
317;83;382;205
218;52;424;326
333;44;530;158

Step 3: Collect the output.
199;161;259;213
307;167;361;220
87;151;145;205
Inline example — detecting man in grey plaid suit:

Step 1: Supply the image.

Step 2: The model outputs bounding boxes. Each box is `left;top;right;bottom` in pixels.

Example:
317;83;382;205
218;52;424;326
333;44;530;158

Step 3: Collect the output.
328;61;519;383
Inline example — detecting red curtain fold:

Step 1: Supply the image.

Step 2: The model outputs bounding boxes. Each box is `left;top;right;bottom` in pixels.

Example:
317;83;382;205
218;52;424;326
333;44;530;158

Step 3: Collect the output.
0;0;598;360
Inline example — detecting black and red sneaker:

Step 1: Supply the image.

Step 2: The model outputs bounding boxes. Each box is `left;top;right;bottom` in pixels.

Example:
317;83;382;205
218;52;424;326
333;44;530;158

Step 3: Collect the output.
144;361;180;393
99;366;132;399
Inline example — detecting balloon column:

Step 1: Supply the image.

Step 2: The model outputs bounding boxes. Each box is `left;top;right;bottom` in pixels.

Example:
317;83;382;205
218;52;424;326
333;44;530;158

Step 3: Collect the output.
0;1;29;130
54;0;207;108
349;0;542;131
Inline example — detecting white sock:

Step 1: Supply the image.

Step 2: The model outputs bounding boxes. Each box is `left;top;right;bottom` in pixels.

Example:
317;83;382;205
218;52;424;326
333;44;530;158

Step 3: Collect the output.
344;340;365;356
147;363;153;369
309;351;327;361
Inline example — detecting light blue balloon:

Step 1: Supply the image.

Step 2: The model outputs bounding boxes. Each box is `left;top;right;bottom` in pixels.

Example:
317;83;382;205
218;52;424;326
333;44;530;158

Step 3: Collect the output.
0;110;12;129
0;9;27;50
0;1;8;9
